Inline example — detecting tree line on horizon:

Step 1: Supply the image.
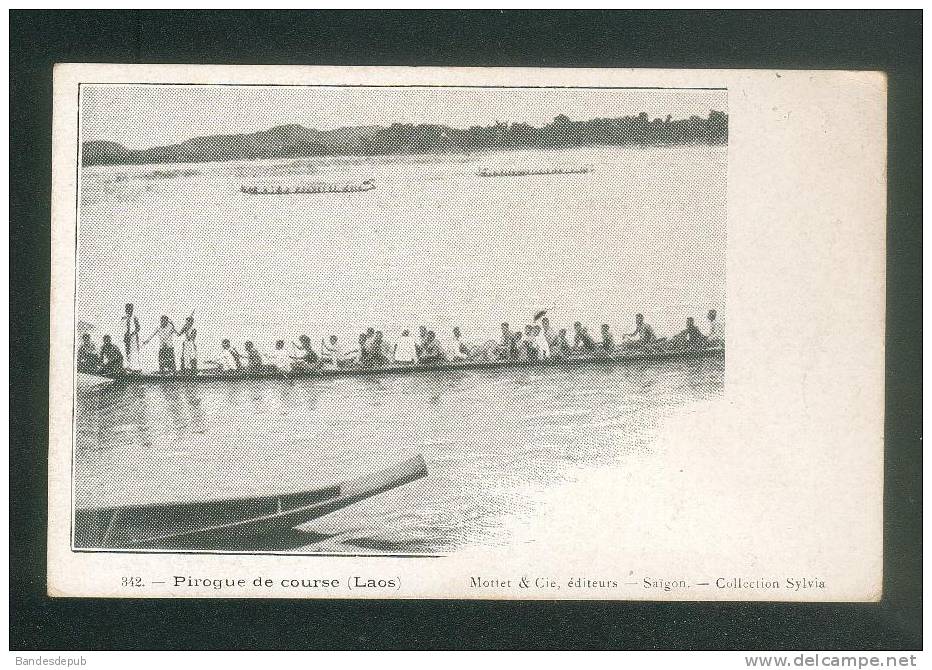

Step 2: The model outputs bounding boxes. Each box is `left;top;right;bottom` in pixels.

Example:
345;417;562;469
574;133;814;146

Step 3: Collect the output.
82;110;728;166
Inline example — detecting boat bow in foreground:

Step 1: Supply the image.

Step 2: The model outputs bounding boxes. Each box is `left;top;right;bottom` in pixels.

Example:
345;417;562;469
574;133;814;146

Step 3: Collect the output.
74;454;428;550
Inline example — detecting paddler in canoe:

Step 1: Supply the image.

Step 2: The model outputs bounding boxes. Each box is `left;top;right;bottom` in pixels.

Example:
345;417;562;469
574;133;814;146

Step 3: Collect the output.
369;331;391;364
242;341;263;371
498;323;514;360
552;329;571;357
669;316;708;349
98;335;125;376
320;335;342;369
600;324;616;352
572;322;597;351
216;339;243;371
447;326;470;361
76;333;100;373
270;340;292;374
418;331;445;363
522;325;537;360
291;335;320;372
414;326;429;359
393;330;418;365
622;313;658;348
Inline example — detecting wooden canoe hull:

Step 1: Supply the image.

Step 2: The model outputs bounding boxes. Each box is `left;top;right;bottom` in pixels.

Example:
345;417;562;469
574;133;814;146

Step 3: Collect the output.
74;454;428;550
96;345;724;385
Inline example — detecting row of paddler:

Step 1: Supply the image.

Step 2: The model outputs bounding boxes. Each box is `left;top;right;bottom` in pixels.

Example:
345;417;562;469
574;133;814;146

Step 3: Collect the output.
76;305;724;376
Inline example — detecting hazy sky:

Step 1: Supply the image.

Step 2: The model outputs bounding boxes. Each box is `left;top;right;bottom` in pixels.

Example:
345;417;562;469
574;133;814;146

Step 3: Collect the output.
81;84;727;149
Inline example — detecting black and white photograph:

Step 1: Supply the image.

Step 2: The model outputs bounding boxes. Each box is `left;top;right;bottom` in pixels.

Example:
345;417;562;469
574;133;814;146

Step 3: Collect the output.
71;83;727;555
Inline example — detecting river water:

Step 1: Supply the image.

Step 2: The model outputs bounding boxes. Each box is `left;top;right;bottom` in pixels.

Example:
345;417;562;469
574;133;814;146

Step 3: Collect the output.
74;145;726;553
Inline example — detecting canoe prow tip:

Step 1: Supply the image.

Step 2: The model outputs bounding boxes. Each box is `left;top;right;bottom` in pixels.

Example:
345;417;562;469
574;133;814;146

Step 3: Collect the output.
411;453;428;479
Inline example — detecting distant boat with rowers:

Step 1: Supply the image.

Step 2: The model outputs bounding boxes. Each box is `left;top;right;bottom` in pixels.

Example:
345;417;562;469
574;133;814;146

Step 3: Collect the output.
240;179;375;195
477;167;592;178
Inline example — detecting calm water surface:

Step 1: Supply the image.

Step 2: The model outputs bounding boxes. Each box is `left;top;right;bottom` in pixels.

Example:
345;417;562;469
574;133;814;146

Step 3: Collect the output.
75;356;724;552
74;146;726;552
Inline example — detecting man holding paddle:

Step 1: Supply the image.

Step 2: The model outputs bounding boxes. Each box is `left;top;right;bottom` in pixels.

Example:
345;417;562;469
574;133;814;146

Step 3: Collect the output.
120;303;141;372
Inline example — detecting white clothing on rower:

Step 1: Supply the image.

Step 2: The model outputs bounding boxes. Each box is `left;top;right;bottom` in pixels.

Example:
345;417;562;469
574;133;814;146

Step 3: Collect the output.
272;347;292;371
155;324;176;347
220;347;239;371
534;331;552;359
448;334;468;360
394;333;418;363
708;319;725;342
181;338;198;367
320;338;342;369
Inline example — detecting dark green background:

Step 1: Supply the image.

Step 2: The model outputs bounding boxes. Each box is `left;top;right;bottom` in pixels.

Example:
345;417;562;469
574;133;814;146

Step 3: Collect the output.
10;10;922;650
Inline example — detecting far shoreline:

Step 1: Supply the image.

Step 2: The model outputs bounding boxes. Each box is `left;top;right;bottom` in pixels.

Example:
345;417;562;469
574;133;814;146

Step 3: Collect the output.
81;141;729;172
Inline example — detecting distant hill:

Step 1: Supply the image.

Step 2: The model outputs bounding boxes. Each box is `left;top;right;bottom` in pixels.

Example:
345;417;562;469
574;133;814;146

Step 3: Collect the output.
82;112;728;167
83;124;382;166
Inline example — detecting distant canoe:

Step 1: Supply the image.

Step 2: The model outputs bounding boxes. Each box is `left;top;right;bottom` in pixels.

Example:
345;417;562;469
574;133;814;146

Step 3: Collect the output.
477;167;592;178
240;180;375;195
74;454;428;549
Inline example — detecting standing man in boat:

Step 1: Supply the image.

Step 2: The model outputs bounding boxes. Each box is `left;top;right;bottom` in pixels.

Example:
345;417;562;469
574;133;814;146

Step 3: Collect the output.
120;303;141;372
180;328;198;372
541;316;557;347
178;314;194;337
706;309;724;344
532;325;551;360
142;315;180;374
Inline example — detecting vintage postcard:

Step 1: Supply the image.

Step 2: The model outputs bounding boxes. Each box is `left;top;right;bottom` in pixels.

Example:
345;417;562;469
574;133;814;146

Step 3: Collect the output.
48;65;885;600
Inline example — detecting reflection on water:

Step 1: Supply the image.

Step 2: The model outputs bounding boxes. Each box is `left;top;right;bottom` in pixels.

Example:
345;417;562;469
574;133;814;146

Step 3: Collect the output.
74;356;724;553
